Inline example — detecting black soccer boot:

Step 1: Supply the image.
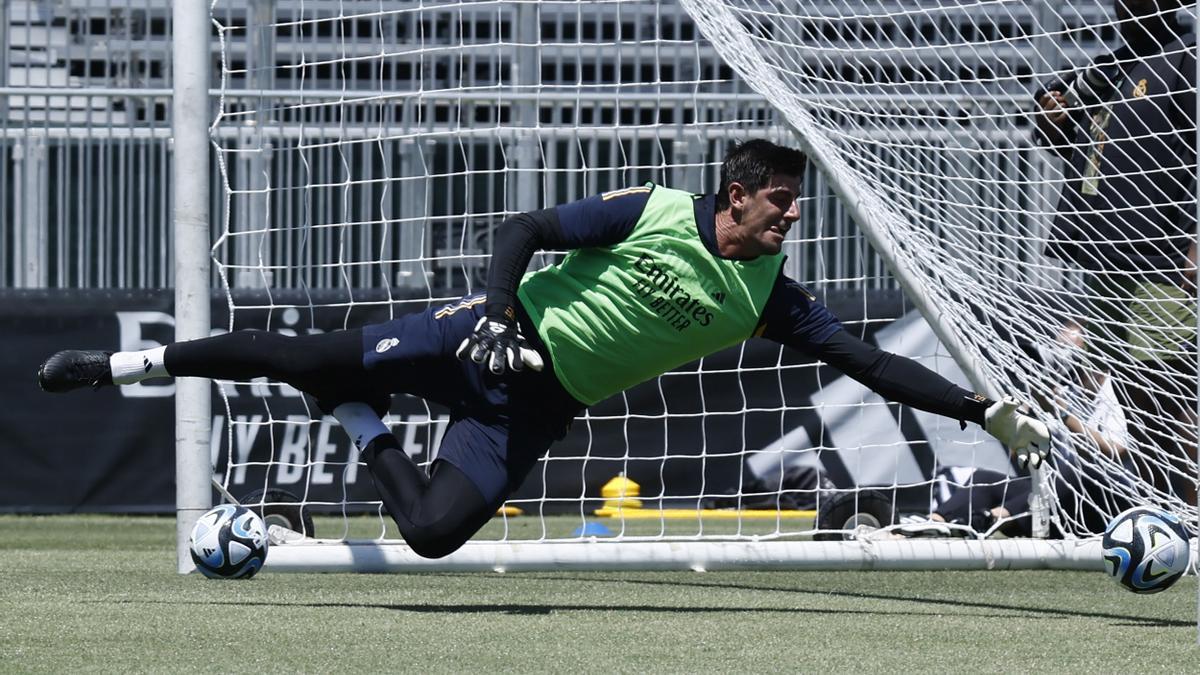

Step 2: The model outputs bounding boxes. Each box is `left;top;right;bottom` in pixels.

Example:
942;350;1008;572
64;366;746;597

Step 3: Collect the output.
37;350;114;392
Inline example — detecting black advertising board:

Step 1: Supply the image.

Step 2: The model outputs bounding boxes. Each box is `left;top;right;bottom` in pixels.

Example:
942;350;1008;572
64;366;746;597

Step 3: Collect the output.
2;287;1002;514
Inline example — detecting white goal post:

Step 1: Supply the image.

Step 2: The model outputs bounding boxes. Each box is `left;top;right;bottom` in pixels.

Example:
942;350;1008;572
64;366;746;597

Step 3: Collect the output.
173;0;1197;572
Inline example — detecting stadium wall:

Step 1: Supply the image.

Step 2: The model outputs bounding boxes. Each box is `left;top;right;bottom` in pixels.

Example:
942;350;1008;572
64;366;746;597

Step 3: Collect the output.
1;287;1002;513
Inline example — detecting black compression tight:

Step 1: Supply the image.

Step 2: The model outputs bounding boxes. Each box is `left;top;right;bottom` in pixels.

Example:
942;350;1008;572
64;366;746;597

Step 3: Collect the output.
361;434;495;559
163;329;368;401
165;329;494;557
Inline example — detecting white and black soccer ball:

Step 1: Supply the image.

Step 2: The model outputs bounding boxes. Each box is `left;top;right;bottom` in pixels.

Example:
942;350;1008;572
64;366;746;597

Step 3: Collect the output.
189;504;269;579
1101;506;1190;594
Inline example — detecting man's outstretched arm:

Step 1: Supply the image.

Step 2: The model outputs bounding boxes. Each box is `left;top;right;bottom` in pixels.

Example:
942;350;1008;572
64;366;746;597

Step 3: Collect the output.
757;274;1050;467
813;331;1050;469
814;330;989;426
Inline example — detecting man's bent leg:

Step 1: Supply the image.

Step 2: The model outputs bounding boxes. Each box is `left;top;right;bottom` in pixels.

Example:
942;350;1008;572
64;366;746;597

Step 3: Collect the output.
360;434;495;559
332;398;502;559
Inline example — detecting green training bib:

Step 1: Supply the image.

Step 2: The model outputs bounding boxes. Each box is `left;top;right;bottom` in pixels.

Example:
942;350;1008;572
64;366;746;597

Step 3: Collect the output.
518;184;783;405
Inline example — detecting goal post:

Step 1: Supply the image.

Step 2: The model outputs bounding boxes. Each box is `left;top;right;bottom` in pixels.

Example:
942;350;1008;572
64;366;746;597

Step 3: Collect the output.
172;0;212;575
263;538;1105;573
176;0;1196;572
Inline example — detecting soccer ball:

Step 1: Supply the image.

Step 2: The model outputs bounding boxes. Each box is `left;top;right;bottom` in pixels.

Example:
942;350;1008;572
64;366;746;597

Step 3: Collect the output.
189;504;269;579
1101;506;1190;594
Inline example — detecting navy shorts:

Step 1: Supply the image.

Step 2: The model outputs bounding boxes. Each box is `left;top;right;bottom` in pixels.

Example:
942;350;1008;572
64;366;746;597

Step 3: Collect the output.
361;294;583;504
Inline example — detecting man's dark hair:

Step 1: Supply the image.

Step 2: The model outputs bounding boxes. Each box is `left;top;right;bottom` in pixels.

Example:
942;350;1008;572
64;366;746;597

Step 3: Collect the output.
716;140;808;211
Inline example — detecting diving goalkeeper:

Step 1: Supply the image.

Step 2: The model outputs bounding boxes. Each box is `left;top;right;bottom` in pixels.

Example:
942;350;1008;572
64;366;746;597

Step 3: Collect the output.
37;140;1049;558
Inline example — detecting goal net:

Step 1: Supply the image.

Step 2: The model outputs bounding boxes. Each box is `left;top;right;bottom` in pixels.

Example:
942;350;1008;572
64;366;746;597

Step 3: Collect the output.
197;0;1194;571
674;0;1197;541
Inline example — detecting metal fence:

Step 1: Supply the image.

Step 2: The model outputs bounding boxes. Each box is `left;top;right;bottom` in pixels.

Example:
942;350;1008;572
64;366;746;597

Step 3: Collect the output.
0;0;1122;292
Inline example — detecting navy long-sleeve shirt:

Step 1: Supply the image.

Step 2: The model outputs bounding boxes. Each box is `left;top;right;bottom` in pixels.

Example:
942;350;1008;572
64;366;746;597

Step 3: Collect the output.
488;186;990;425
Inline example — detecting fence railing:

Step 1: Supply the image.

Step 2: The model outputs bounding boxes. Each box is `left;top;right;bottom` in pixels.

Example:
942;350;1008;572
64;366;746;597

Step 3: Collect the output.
1;0;1112;292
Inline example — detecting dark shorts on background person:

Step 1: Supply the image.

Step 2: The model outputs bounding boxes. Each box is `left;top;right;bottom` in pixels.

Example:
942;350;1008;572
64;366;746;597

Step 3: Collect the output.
1084;274;1196;364
360;293;584;504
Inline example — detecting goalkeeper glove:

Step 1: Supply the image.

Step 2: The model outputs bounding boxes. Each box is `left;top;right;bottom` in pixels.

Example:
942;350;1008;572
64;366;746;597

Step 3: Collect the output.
985;397;1051;469
456;315;545;375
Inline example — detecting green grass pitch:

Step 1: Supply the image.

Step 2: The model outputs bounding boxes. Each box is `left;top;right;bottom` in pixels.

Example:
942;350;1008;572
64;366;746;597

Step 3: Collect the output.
1;515;1197;672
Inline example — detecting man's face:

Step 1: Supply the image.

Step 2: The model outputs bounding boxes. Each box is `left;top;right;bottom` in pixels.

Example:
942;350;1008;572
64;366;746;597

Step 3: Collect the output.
727;173;802;257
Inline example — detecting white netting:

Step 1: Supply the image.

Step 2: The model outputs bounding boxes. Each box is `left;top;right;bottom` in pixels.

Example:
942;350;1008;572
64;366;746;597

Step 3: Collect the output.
202;0;1194;566
680;0;1198;538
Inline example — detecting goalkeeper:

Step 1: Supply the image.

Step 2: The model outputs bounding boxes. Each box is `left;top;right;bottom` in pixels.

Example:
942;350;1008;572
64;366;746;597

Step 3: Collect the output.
37;140;1049;559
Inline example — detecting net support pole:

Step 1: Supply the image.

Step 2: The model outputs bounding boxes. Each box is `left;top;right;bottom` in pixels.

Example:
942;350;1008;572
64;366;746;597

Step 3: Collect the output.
172;0;212;574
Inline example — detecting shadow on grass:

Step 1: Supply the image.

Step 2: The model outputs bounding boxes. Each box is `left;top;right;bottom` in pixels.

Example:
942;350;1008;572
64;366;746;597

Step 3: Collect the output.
96;598;962;617
95;589;1189;626
420;573;1194;628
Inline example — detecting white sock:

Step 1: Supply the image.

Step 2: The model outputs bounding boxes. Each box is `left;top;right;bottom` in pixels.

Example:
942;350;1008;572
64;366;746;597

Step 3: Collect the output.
331;402;390;450
110;346;168;385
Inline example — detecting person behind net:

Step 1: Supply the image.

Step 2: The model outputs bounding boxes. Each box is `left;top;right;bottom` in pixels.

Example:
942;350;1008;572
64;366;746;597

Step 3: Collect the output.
1033;0;1196;502
907;318;1136;538
37;140;1050;559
